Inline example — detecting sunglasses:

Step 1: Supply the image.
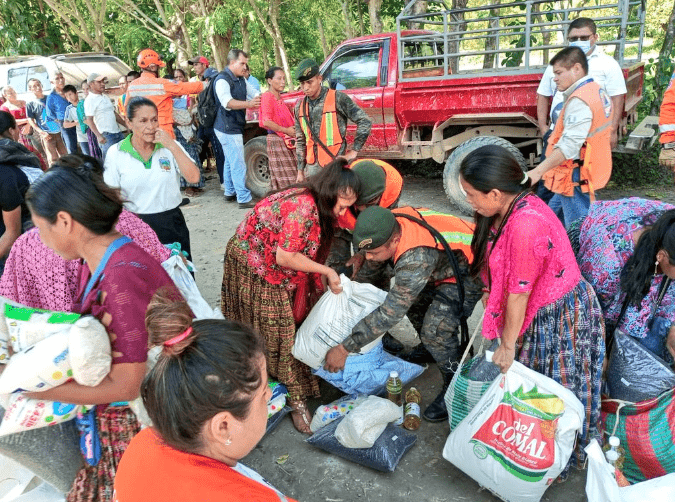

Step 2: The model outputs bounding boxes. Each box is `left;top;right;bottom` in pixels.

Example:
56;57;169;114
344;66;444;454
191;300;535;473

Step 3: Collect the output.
568;35;593;42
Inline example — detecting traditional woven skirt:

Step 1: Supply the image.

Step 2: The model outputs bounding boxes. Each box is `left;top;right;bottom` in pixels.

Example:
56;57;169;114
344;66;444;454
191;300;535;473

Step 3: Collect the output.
221;238;320;402
67;405;141;502
267;134;297;191
516;278;605;467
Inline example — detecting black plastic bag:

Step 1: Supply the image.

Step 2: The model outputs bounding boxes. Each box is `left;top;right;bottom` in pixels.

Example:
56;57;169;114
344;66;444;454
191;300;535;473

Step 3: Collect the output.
607;330;675;402
465;339;501;382
266;406;291;434
305;416;416;472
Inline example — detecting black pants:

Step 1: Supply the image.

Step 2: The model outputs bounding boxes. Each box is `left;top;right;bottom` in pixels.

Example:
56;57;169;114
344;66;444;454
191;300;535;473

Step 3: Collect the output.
136;206;191;260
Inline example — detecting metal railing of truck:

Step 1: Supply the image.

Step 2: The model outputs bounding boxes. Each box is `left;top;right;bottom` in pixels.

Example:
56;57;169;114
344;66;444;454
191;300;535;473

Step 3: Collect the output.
396;0;646;82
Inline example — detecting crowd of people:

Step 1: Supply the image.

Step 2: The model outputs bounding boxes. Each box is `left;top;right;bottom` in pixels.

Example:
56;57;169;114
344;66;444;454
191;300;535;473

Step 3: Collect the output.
0;13;673;502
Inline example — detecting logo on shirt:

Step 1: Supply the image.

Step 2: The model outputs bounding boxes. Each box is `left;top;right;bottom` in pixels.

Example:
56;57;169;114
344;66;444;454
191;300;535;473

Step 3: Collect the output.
158;157;172;171
599;88;612;118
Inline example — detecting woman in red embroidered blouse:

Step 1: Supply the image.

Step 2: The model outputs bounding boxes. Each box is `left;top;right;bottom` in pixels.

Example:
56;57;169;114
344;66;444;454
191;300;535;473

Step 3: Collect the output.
222;158;360;434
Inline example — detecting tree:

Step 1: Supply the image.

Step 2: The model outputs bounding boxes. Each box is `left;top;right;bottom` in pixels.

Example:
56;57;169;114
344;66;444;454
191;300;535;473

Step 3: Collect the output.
246;0;291;83
649;0;675;114
41;0;107;51
368;0;384;34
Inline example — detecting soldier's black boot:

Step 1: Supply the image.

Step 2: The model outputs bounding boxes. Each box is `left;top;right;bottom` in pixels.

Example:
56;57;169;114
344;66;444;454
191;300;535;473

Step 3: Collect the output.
423;369;454;422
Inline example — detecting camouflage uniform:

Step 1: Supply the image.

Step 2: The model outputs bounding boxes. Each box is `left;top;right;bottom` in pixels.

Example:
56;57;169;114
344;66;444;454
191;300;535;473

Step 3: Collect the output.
341;246;483;372
293;86;372;172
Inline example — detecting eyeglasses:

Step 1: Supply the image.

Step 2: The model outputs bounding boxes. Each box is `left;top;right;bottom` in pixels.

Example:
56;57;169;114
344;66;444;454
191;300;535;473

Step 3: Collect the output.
568;35;593;42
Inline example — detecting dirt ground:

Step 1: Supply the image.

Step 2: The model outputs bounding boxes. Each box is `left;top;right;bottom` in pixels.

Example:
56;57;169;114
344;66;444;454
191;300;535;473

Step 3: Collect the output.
182;174;671;502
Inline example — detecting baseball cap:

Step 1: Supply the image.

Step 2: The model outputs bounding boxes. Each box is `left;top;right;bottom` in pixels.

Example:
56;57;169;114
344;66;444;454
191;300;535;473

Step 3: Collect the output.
188;56;210;66
87;73;107;84
352;206;397;251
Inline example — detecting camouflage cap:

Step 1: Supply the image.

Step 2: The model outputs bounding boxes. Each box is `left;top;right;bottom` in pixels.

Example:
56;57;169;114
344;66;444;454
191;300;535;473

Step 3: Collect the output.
352;206;396;251
352;160;386;205
295;59;320;81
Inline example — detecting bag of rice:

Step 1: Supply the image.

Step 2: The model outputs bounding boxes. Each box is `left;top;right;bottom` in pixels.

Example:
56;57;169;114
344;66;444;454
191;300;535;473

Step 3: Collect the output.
0;394;85;436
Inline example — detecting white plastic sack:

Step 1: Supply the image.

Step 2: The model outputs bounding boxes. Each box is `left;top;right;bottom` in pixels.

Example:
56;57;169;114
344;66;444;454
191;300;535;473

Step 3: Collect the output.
128;346;162;428
310;394;368;432
0;393;85;436
0;297;28;363
161;255;223;320
335;395;401;449
5;303;80;354
0;332;71;394
585;439;675;502
293;275;414;369
442;357;584;502
68;316;111;387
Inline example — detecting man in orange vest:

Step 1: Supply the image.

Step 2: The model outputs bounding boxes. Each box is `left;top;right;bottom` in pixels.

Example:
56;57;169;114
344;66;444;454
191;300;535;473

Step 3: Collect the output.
126;49;205;139
658;69;675;170
528;46;612;228
293;59;371;181
324;206;483;423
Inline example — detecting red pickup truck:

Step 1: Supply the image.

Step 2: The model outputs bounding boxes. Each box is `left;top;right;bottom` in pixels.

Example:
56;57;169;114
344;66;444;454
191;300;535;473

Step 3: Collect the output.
243;0;646;213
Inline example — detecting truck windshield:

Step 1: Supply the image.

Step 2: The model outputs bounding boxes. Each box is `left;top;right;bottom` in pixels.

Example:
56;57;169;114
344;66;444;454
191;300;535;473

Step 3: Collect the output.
323;46;381;90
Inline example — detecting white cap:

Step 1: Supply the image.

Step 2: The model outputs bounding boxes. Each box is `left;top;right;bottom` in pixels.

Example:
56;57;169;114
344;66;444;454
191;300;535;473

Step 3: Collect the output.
389;371;399;378
609;436;620;447
605;450;619;462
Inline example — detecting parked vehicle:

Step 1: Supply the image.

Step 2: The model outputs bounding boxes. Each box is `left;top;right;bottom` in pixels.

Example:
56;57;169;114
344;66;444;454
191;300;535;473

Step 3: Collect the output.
0;52;131;101
243;0;648;213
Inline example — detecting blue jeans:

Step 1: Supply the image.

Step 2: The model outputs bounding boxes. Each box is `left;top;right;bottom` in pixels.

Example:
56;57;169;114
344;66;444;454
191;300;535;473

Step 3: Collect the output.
100;131;126;160
79;141;91;156
61;126;78;154
214;130;250;203
548;167;590;229
205;127;225;185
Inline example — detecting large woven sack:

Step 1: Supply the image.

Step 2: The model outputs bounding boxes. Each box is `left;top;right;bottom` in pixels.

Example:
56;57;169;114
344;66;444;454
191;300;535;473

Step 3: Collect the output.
601;387;675;484
444;356;494;430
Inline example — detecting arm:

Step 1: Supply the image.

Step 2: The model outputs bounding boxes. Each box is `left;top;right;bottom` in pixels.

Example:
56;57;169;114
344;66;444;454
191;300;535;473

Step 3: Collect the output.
294;102;307;179
0;207;22;259
609;94;625;149
325;248;436;372
276;247;341;293
263;119;294;137
62;120;77;128
25;362;146;404
260;93;295;137
26;117;48;140
162;80;204;98
85;117;106;144
336;92;371;157
491;292;531;373
114;111;126;127
537;94;551;136
154;128;200;184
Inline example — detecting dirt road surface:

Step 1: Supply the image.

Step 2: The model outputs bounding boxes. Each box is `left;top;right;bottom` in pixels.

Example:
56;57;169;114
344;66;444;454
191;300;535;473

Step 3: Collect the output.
182;174;651;502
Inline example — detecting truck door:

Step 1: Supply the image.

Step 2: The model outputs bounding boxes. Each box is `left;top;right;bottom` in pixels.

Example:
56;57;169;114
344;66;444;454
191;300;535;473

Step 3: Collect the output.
321;42;387;152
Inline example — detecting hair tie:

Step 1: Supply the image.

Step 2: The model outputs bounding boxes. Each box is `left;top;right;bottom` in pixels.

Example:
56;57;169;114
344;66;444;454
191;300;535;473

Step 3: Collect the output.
521;172;529;185
164;326;193;347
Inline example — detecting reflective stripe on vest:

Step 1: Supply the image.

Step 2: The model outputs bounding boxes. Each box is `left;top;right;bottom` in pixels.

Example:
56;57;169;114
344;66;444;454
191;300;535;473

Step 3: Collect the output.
298;89;342;167
392;207;474;265
660;124;675;133
127;83;166;97
544;79;612;197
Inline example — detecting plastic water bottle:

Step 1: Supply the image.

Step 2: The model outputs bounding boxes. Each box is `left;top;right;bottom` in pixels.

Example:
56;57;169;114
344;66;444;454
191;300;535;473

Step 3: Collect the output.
386;371;403;425
603;436;625;471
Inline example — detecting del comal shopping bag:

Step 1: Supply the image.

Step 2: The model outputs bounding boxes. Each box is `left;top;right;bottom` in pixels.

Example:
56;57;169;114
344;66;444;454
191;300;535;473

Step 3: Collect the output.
442;357;584;502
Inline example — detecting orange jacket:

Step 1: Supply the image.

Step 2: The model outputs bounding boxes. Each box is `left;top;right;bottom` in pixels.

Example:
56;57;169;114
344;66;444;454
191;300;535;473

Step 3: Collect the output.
659;70;675;144
126;72;203;138
392;207;474;286
298;89;342;166
544;80;612;197
337;159;403;231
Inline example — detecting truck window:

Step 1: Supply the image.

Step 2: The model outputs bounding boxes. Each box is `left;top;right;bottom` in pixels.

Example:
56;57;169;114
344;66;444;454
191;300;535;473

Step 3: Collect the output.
323;47;381;90
7;68;28;93
26;66;52;92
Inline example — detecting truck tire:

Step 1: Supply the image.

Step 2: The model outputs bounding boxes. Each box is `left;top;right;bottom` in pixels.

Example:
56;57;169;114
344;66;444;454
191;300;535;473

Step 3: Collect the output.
245;136;271;198
443;136;528;215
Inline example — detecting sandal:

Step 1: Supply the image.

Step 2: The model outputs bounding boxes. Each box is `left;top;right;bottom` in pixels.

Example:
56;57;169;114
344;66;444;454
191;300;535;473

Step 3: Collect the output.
288;399;312;434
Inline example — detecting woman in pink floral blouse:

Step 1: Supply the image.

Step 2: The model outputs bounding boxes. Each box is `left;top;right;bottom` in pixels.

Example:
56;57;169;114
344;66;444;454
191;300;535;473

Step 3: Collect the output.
221;158;360;433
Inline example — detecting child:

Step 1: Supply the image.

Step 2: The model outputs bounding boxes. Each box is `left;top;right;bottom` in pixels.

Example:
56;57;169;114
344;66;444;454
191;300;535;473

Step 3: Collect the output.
63;85;90;155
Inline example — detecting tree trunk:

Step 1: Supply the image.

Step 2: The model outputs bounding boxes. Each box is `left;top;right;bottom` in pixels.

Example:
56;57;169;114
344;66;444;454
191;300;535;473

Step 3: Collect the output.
317;18;329;60
482;0;500;69
368;0;383;34
357;0;365;36
651;0;675;114
342;0;355;39
246;0;292;83
449;0;468;73
208;28;232;71
409;1;427;30
241;14;251;54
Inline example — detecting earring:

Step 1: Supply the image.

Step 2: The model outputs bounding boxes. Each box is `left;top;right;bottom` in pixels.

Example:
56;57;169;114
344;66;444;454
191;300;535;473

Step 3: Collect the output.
224;437;232;446
654;260;660;277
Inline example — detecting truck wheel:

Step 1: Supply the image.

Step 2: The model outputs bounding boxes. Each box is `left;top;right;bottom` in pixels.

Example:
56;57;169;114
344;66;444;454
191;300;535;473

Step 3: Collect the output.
245;136;271;198
443;136;528;215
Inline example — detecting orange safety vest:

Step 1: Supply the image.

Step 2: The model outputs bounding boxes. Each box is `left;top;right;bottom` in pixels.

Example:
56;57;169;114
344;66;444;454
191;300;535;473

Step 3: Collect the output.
659;70;675;144
543;79;612;199
338;159;404;231
392;208;475;282
298;89;342;167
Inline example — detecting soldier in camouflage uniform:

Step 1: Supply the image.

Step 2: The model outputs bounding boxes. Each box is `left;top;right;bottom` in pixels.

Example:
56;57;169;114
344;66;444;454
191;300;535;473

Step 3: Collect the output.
325;206;483;422
293;59;371;179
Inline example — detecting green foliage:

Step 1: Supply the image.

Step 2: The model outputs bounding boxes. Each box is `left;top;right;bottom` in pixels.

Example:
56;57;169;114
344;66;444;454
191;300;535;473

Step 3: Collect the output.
610;142;672;187
641;55;675;116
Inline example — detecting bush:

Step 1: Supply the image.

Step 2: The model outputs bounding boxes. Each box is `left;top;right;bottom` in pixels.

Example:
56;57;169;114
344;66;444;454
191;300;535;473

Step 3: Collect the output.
610;142;672;187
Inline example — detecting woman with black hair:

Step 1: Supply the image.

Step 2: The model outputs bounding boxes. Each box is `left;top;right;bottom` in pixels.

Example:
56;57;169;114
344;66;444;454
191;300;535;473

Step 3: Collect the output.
104;97;200;259
24;157;182;502
259;66;297;190
0;110;43;273
578;198;675;362
113;291;298;502
459;144;605;469
221;158;360;434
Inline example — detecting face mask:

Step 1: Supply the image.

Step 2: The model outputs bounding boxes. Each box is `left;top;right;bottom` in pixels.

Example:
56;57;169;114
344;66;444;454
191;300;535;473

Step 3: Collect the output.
569;40;592;54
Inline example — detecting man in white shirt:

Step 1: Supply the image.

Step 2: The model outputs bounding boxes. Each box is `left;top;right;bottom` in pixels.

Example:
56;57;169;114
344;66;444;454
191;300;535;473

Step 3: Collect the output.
537;18;625;150
84;73;126;159
212;49;261;209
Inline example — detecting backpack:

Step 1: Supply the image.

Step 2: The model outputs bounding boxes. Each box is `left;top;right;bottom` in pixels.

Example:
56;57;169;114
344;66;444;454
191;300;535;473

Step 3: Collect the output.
197;73;222;129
